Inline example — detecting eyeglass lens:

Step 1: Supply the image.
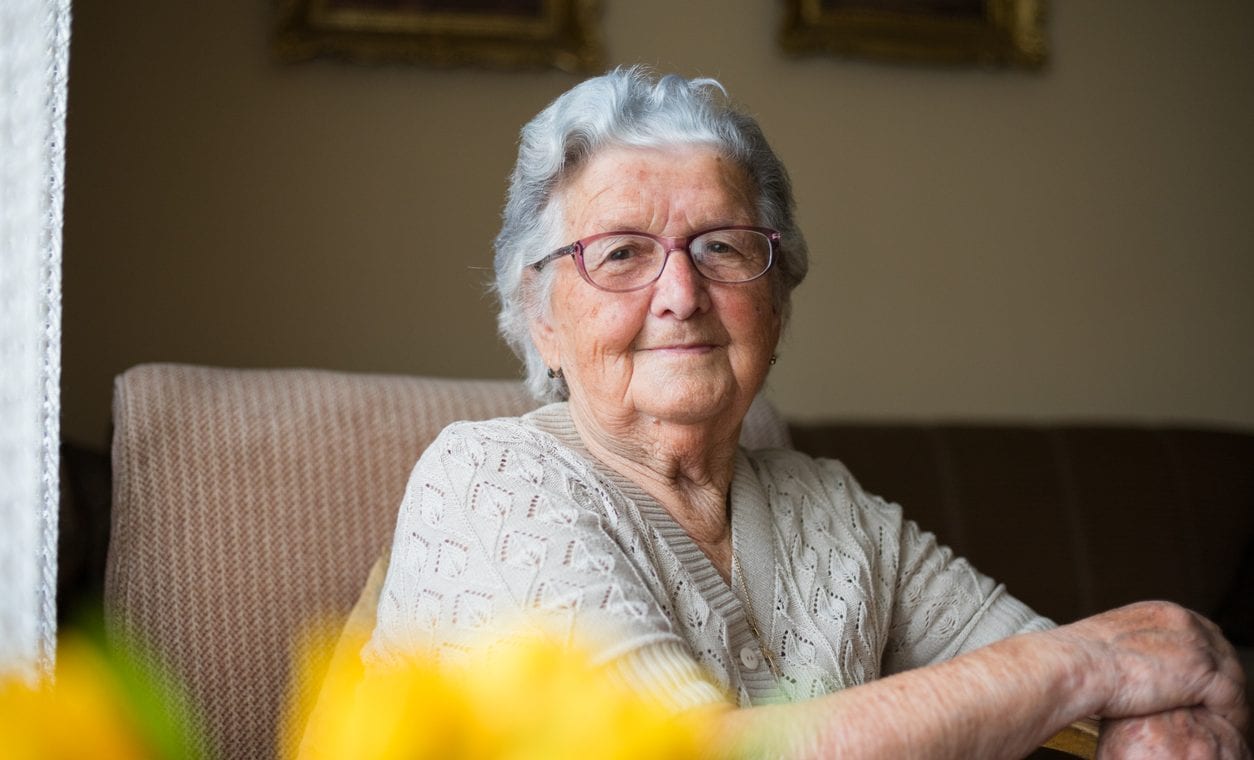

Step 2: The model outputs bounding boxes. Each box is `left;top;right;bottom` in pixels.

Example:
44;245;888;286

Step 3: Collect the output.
582;229;772;291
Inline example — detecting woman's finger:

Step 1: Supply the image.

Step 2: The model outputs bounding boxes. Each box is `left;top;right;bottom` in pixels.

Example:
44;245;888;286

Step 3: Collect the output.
1097;708;1251;760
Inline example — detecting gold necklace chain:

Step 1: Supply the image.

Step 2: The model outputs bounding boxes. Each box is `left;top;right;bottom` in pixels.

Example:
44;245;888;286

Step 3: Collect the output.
731;552;782;680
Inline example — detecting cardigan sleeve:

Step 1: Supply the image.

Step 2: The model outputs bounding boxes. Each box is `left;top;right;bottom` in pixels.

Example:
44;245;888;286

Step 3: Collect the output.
879;501;1054;674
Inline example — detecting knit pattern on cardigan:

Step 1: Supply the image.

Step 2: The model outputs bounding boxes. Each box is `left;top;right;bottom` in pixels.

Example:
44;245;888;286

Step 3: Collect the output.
367;403;1050;708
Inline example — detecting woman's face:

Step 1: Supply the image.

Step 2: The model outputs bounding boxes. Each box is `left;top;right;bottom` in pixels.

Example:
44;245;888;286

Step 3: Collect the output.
530;145;782;432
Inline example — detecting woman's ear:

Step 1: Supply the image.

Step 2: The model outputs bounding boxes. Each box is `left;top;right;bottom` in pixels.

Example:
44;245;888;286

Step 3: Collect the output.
529;311;561;372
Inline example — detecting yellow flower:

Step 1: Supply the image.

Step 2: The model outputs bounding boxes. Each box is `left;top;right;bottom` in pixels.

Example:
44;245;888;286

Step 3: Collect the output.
1;634;145;759
0;628;199;760
286;626;713;760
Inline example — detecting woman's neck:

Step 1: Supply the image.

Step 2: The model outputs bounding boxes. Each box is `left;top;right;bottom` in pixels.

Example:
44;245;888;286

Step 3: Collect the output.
567;399;739;579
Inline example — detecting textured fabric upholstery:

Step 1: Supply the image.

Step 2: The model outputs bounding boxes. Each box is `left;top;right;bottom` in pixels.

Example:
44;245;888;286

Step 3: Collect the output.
105;364;792;759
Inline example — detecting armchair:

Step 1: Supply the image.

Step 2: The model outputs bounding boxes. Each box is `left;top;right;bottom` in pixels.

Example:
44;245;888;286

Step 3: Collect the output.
104;364;788;758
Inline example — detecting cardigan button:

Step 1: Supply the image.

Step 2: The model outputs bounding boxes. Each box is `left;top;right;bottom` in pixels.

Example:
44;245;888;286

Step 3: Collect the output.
739;645;762;670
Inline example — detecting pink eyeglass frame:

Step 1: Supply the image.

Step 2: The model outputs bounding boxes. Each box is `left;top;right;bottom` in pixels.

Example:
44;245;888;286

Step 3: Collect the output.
530;225;781;293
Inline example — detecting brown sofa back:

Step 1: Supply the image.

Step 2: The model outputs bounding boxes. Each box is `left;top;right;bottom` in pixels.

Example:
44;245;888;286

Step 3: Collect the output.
790;424;1254;628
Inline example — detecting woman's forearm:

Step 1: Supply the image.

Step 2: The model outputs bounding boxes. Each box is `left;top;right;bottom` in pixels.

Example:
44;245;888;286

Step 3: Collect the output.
713;602;1247;759
716;628;1096;759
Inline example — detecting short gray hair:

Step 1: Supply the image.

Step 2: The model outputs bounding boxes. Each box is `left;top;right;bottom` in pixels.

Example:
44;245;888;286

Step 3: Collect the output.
492;66;809;401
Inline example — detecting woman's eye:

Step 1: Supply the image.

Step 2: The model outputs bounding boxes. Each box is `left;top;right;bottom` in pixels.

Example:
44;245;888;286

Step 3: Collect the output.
702;239;742;256
591;238;652;268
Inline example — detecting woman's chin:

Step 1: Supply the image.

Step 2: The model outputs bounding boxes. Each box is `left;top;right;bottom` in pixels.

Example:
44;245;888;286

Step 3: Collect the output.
630;382;738;427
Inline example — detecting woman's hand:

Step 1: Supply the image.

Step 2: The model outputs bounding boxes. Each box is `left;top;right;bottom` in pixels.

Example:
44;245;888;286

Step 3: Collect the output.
1060;601;1248;732
1098;708;1251;759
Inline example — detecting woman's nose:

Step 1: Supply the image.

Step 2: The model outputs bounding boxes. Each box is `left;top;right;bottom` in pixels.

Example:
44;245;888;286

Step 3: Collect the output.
650;247;709;318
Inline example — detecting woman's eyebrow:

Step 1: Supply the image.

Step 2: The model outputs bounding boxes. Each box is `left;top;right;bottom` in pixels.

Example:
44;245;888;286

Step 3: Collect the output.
585;215;752;234
588;220;646;232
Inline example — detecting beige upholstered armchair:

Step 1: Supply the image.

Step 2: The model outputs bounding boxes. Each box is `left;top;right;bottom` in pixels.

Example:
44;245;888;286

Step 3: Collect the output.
105;364;1111;758
104;364;791;758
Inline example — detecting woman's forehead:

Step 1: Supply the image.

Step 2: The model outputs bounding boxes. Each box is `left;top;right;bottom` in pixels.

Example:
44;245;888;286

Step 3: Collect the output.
562;145;756;231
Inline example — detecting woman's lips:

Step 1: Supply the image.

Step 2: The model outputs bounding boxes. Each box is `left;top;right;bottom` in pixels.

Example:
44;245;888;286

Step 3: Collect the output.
643;343;719;354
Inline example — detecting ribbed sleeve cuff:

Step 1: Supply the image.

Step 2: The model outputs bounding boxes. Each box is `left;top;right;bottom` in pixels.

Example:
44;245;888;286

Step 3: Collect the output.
607;639;732;714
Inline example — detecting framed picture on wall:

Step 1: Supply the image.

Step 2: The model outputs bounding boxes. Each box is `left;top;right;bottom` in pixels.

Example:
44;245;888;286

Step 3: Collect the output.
779;0;1047;69
274;0;604;73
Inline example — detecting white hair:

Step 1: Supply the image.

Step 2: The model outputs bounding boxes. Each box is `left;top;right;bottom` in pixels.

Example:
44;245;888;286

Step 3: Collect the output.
492;66;809;401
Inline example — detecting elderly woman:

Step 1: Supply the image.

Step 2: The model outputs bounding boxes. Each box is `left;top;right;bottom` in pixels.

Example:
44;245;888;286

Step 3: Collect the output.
367;68;1248;757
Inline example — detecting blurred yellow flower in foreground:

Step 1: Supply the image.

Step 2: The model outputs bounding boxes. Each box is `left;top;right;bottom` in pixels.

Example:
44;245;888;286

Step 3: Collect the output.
0;629;199;760
287;628;716;760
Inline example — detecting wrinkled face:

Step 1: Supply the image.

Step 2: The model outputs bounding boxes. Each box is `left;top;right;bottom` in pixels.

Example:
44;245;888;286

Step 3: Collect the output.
529;145;782;431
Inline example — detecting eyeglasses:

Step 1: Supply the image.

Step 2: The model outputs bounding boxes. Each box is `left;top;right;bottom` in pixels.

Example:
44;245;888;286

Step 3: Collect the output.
531;225;780;293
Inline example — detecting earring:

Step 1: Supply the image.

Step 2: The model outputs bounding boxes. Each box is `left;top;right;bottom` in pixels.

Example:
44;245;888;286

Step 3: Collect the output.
547;367;563;379
769;354;778;366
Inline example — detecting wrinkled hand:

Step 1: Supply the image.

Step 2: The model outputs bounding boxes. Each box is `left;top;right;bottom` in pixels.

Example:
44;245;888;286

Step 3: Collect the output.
1060;601;1248;733
1098;708;1251;760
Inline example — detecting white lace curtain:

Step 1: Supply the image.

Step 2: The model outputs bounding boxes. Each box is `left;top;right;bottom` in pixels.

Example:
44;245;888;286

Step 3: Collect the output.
0;0;70;681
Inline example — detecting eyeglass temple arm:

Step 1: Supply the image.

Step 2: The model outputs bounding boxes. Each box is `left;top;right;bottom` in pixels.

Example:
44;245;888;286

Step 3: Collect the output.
532;245;578;272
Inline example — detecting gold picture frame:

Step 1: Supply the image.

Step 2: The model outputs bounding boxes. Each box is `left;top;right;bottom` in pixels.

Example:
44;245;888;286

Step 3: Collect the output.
780;0;1047;69
274;0;604;73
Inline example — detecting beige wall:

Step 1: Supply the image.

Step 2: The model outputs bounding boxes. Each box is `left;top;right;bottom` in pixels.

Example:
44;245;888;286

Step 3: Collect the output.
63;1;1254;447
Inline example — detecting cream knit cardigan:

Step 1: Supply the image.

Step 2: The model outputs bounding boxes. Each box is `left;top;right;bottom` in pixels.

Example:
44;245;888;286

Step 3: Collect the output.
367;404;1051;710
